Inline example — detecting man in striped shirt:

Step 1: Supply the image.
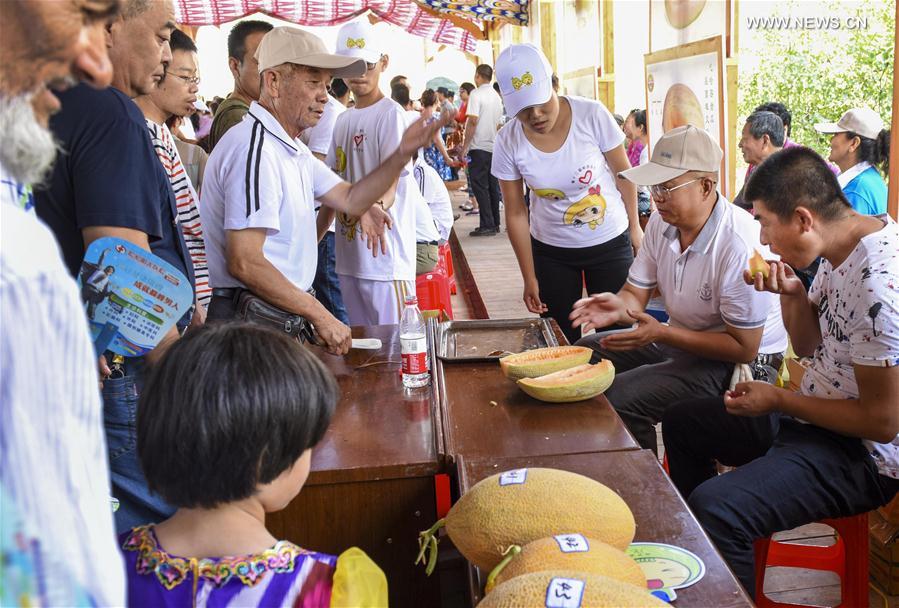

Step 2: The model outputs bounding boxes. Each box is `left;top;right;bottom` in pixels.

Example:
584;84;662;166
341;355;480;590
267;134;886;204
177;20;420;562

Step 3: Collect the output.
136;29;210;308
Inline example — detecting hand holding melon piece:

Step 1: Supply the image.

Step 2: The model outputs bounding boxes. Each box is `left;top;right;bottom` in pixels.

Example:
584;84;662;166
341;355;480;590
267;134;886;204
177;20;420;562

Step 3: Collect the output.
748;249;770;280
479;570;667;607
484;535;645;593
499;345;593;380
517;361;615;403
416;468;635;574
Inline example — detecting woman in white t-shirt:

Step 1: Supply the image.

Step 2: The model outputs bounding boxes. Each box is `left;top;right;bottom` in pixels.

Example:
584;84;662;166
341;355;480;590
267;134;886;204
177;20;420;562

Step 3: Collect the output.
492;44;643;343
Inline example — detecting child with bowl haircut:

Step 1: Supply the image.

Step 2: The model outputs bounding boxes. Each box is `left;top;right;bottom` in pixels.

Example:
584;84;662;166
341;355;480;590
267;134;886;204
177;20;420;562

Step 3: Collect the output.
120;323;386;606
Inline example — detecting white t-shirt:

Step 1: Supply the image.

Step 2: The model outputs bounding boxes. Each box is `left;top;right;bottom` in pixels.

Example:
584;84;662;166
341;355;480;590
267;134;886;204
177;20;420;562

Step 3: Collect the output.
414;159;454;241
802;216;899;479
466;83;504;153
492;96;629;248
411;179;440;243
627;196;788;355
301;95;346;234
327;96;417;281
638;145;650;197
201;102;341;291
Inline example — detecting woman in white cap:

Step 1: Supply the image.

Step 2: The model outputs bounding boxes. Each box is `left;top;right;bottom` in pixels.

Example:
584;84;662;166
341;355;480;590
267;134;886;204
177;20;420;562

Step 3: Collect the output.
491;43;642;343
815;107;890;215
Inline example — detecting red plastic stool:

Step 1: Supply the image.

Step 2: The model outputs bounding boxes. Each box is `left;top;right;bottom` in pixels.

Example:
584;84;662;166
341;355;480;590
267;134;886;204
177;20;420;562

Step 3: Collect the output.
416;270;454;319
438;242;456;295
753;513;869;607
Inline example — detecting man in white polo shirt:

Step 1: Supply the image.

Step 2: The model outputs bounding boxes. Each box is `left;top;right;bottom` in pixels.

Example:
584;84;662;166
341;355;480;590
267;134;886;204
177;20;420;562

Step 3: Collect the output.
201;26;449;354
329;20;431;325
571;125;787;451
461;63;504;236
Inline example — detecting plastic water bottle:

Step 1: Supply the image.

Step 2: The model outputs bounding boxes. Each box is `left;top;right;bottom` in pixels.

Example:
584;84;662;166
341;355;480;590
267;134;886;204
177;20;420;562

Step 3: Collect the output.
400;295;430;388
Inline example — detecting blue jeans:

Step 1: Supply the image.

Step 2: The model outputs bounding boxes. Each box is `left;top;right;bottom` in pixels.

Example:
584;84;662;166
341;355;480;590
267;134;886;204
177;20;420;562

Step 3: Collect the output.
313;232;349;325
103;357;175;533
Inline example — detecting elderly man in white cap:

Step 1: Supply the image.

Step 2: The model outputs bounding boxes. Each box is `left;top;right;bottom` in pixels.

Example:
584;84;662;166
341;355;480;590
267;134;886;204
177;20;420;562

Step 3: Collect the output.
325;19;438;326
571;125;787;452
815;107;890;215
201;26;448;354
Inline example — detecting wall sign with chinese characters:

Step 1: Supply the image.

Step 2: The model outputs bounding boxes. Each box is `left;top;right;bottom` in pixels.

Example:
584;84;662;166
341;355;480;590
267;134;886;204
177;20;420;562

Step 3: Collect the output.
78;237;193;357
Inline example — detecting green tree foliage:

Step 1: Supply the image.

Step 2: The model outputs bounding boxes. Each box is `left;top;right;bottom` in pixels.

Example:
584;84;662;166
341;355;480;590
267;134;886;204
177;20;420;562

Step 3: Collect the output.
739;0;894;158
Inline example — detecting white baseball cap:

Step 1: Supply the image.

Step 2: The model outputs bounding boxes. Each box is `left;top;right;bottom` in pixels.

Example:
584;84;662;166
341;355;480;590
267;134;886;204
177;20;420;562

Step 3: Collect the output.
814;107;884;141
619;125;723;185
255;27;366;78
335;20;382;65
495;43;553;117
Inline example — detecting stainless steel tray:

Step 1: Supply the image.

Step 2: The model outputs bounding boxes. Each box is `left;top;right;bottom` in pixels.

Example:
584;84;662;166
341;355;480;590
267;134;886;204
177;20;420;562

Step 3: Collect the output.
436;318;560;362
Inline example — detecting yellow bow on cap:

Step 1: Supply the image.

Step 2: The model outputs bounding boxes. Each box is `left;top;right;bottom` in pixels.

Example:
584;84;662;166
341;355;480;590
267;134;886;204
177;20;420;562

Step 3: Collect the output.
511;71;533;91
346;37;366;49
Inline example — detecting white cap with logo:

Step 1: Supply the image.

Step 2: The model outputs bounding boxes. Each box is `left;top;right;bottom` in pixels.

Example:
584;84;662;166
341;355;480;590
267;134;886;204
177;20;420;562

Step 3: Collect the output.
255;26;366;78
335;20;383;65
495;43;554;118
619;125;723;186
814;107;884;141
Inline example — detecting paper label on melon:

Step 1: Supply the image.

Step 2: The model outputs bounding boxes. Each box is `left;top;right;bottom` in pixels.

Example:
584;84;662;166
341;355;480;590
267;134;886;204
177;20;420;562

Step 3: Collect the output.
499;469;528;486
545;577;585;608
554;534;590;553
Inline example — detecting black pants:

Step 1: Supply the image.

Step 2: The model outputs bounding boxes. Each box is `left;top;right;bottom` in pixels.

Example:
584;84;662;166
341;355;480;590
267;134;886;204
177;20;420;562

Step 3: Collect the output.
469;149;501;230
662;398;899;598
532;232;633;344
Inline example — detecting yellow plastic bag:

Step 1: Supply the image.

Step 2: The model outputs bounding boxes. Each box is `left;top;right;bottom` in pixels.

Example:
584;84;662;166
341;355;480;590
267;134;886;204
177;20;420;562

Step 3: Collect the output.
330;547;389;607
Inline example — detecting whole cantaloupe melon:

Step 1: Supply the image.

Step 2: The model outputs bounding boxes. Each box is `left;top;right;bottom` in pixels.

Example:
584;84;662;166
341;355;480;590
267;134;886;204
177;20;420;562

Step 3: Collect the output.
499;346;593;380
479;570;666;608
517;361;615;403
417;468;635;573
485;534;645;593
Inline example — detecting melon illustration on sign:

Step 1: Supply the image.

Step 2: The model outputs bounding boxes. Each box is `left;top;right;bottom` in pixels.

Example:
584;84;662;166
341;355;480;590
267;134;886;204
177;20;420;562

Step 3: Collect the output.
626;542;706;602
662;83;705;132
664;0;707;29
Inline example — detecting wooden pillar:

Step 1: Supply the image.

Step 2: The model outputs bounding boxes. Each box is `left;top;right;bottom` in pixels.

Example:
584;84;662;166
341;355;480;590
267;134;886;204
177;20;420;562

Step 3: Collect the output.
539;0;557;73
597;0;615;111
726;58;739;199
888;1;899;221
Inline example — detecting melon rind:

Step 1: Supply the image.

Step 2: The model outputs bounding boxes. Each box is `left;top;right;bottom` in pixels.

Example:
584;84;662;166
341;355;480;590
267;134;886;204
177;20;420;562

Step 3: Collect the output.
517;361;615;403
499;346;593;381
489;536;646;592
446;468;635;572
479;570;666;608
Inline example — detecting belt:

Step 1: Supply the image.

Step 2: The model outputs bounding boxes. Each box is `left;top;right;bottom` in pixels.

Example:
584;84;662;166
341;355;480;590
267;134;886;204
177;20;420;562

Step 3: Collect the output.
212;286;316;299
755;352;785;370
417;240;439;246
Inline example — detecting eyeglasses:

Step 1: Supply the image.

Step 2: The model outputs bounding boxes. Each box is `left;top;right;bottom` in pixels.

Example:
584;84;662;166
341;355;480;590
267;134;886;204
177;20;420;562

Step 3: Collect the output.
165;71;201;86
650;177;709;201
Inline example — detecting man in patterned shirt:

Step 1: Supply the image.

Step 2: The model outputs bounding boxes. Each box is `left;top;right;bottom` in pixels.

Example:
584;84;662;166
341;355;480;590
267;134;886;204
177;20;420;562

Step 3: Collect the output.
662;146;899;598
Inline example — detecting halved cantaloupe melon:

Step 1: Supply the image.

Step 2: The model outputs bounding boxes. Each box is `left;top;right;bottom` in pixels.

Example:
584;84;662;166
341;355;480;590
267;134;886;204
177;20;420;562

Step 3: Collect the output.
499;346;593;381
517;360;615;403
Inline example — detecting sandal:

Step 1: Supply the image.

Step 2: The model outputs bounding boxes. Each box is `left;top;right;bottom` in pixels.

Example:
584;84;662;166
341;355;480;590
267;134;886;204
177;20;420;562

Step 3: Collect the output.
459;203;474;211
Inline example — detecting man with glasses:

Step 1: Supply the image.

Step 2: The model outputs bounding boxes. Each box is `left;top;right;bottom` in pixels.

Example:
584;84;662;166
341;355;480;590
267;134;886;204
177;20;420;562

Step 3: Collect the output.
571;125;787;453
136;28;210;308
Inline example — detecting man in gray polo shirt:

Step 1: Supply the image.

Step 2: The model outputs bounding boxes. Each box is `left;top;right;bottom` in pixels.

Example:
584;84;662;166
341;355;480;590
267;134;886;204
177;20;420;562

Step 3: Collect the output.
572;125;787;452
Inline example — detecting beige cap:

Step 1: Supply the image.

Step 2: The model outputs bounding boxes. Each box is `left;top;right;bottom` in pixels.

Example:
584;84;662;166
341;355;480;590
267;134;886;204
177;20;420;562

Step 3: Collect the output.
814;107;884;141
255;26;366;78
619;125;723;186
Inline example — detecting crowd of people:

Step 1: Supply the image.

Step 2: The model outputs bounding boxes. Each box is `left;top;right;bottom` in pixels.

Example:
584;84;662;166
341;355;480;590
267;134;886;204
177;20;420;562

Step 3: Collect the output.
1;0;897;605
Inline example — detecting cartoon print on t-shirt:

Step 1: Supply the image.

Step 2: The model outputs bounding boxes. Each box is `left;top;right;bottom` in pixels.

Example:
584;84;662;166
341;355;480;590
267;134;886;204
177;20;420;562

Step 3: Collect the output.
533;188;566;201
337;211;359;241
334;146;347;176
563;186;606;230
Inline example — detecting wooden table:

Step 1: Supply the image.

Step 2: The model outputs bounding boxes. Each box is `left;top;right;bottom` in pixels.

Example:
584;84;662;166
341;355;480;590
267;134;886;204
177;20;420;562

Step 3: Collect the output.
457;450;753;608
267;324;442;607
435;320;639;462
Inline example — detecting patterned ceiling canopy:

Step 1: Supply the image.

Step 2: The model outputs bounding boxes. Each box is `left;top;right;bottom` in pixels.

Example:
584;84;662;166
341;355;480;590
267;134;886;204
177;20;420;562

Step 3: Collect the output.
413;0;529;27
173;0;490;53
